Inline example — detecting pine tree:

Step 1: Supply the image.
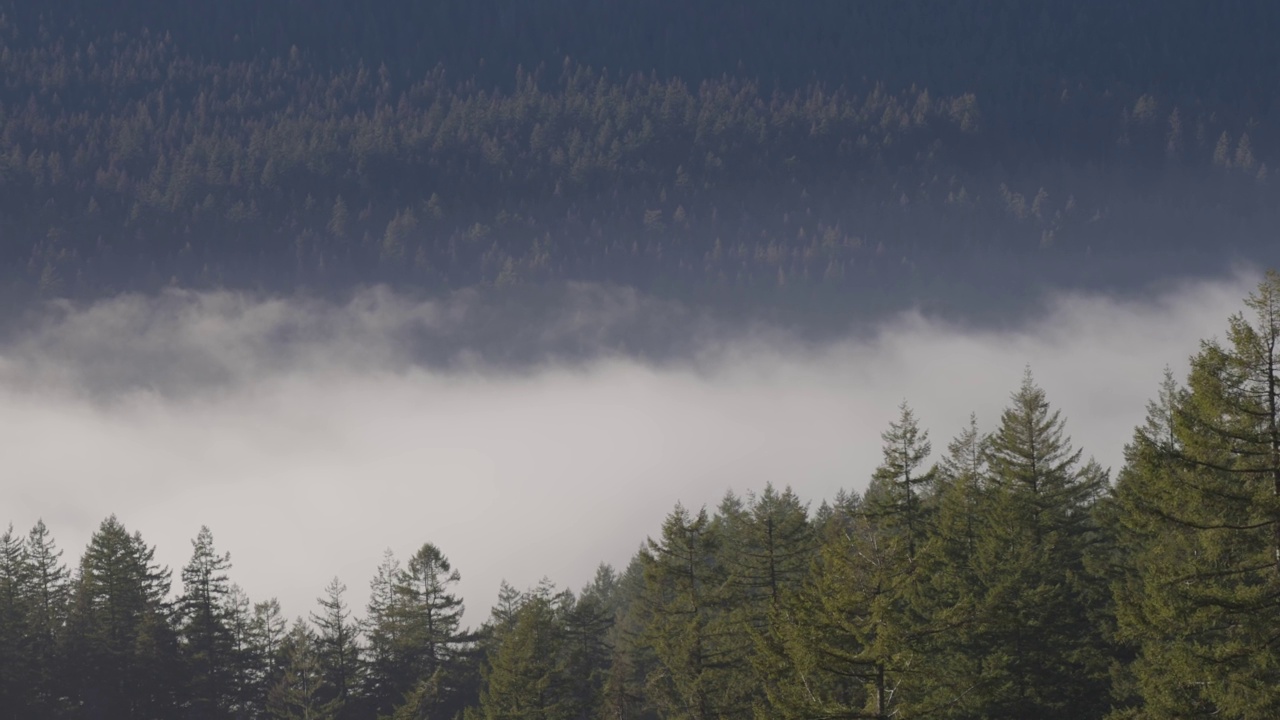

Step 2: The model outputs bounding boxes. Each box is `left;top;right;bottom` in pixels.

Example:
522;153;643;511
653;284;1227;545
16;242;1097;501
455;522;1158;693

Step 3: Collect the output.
750;500;881;719
24;519;70;717
864;402;936;560
734;484;813;614
962;371;1110;718
225;584;259;717
366;543;471;717
65;515;181;718
639;504;745;719
904;415;992;718
310;577;361;718
0;525;32;720
179;525;237;718
1113;271;1280;717
474;593;574;720
394;543;467;689
362;549;405;715
247;598;291;715
269;621;338;720
562;568;617;718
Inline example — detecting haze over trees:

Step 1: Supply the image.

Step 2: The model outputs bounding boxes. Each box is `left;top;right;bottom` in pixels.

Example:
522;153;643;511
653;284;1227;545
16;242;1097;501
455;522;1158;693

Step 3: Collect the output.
0;0;1276;316
3;272;1279;718
5;2;1280;718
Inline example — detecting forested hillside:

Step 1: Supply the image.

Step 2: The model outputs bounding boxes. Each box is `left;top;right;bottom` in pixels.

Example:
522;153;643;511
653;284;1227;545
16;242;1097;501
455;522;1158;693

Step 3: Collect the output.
0;1;1277;311
6;273;1280;719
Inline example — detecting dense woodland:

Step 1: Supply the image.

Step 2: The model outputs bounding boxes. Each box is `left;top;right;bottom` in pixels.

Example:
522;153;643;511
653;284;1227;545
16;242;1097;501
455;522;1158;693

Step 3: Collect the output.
0;1;1278;312
6;274;1280;719
8;2;1280;718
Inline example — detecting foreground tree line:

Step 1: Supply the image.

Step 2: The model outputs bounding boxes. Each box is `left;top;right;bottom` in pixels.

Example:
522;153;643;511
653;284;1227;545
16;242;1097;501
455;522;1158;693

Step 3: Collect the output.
7;274;1280;719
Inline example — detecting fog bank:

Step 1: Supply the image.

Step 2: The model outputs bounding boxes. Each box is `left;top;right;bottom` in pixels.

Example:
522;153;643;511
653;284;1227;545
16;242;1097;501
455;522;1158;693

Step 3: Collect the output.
0;270;1260;622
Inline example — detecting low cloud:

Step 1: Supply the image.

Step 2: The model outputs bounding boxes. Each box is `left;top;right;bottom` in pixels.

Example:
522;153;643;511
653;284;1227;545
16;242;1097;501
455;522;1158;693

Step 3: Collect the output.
0;270;1262;623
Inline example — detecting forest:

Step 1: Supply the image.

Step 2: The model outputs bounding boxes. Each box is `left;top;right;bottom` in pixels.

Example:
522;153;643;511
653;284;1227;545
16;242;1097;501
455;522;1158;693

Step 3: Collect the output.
6;1;1280;718
0;0;1277;314
4;273;1280;719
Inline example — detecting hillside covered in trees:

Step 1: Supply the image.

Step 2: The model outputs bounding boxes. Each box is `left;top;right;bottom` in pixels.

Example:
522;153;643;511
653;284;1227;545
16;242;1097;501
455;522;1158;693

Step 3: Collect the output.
5;274;1280;719
0;0;1278;319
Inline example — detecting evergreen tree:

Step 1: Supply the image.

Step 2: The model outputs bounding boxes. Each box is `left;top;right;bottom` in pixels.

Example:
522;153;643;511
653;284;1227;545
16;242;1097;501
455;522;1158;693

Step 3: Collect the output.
1113;271;1280;717
362;549;405;715
366;543;472;717
734;484;812;614
561;566;617;717
751;500;882;718
864;402;937;560
179;525;238;718
224;584;259;717
309;577;361;718
24;519;70;717
65;515;181;719
269;621;338;720
962;371;1110;718
473;592;574;720
639;504;746;719
0;525;31;720
248;597;292;715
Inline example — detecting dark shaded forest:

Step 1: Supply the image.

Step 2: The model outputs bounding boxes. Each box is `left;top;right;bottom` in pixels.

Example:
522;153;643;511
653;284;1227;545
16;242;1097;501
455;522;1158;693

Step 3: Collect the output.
6;272;1280;719
0;1;1278;320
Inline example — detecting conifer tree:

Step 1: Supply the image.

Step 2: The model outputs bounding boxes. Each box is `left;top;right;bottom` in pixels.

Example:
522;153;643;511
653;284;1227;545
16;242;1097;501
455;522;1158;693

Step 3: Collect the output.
473;593;575;720
865;402;936;560
362;548;404;715
310;577;361;718
0;525;31;719
562;568;617;717
639;504;747;719
962;372;1109;718
904;415;992;718
394;543;467;689
248;598;291;714
65;515;181;718
24;519;69;716
366;543;472;717
269;621;338;720
1113;271;1280;717
179;525;237;718
751;501;881;718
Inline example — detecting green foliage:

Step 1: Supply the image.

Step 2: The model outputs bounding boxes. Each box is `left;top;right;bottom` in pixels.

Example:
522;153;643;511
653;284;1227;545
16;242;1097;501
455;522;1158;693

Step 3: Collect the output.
179;525;238;718
639;504;746;719
269;622;340;720
18;276;1280;719
311;577;362;718
1113;271;1280;718
65;515;182;718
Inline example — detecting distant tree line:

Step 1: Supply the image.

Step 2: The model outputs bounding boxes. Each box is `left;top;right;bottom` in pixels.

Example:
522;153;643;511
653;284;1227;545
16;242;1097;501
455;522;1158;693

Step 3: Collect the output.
0;4;1276;303
7;273;1280;718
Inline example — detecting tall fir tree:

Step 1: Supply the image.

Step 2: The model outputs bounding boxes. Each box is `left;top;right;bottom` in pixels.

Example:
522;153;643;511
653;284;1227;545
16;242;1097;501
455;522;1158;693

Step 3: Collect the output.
0;525;31;720
269;621;338;720
751;498;883;719
470;592;575;720
1113;271;1280;717
179;525;238;719
962;371;1110;718
65;515;182;719
310;577;361;719
903;415;993;718
362;548;405;715
864;402;937;561
24;519;70;718
639;504;748;719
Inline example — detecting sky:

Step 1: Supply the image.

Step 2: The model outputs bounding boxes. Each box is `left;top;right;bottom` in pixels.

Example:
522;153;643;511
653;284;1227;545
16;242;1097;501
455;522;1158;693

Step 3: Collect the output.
0;268;1263;626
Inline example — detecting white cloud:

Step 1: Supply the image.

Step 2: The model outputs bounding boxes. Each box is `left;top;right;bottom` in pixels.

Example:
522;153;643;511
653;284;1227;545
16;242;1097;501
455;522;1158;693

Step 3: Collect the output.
0;270;1263;625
